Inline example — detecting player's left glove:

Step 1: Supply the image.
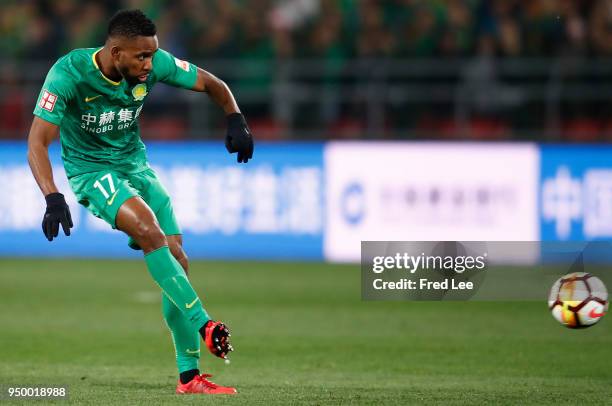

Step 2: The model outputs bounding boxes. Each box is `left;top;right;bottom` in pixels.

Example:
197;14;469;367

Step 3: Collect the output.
225;113;254;163
42;192;73;242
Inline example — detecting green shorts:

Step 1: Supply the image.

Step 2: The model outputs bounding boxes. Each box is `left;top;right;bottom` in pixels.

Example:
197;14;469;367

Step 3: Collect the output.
68;167;181;249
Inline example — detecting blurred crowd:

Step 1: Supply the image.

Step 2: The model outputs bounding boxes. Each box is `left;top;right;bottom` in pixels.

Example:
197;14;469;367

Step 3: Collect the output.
3;0;612;140
2;0;610;60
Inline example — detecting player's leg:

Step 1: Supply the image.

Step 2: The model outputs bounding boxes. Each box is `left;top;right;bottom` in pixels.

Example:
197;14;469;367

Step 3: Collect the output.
68;170;209;335
168;235;188;272
127;169;235;390
164;234;201;384
131;169;233;349
123;171;213;348
115;197;210;329
69;170;234;393
163;234;234;393
123;170;233;350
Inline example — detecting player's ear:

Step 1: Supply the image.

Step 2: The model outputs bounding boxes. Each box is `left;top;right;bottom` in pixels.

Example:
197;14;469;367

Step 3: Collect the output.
110;45;121;61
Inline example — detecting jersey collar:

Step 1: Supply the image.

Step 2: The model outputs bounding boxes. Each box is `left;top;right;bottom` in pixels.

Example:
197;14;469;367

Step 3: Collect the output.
92;48;121;86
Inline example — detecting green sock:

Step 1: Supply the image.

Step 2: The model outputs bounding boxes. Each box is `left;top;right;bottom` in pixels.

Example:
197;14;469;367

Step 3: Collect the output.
144;246;210;329
162;294;201;373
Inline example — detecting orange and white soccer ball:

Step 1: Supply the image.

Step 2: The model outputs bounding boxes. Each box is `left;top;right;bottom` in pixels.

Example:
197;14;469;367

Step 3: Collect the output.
548;272;608;328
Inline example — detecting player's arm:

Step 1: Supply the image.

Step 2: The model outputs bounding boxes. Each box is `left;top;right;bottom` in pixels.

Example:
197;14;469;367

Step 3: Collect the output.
192;67;254;163
27;116;73;241
192;68;239;114
27;117;60;196
153;49;254;163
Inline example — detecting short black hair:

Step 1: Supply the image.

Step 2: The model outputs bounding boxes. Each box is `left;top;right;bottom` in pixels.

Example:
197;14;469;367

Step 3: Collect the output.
107;9;156;38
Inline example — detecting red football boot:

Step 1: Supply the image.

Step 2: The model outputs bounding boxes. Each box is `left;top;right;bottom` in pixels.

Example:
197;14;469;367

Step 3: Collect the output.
203;320;233;359
175;374;237;395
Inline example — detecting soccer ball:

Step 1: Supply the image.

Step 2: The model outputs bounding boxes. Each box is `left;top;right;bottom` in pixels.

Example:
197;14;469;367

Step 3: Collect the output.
548;272;608;328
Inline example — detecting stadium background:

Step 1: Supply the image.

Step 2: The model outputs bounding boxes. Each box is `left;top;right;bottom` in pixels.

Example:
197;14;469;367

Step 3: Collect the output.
1;1;611;404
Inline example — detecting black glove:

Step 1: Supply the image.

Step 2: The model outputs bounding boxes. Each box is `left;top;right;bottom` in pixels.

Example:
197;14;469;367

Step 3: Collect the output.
42;192;73;241
225;113;254;163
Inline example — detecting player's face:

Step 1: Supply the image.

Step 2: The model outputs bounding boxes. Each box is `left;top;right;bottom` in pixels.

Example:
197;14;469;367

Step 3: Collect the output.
113;35;158;85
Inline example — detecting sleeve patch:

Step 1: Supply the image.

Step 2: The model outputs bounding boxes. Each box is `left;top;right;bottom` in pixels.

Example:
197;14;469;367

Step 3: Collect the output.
39;89;57;112
174;57;190;72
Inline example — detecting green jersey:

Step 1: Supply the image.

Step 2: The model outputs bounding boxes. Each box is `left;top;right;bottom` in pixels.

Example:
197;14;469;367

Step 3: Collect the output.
33;47;197;178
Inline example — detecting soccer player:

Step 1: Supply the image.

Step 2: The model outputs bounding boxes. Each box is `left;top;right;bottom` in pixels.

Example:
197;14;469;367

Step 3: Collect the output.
26;9;253;395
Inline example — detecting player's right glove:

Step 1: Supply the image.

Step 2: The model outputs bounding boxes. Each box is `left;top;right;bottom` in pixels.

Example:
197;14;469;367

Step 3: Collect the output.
42;192;73;241
225;113;254;163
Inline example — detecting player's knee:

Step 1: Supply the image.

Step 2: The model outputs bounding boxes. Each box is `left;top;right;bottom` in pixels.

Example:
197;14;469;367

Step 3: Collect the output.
132;220;166;251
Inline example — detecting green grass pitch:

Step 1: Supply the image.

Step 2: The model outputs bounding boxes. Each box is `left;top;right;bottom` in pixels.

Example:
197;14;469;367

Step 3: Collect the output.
0;259;610;405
